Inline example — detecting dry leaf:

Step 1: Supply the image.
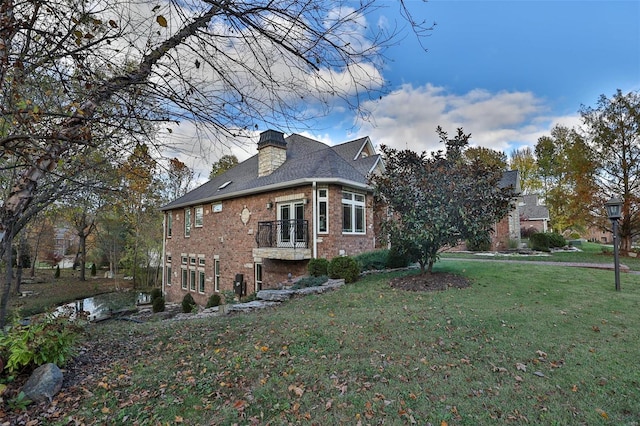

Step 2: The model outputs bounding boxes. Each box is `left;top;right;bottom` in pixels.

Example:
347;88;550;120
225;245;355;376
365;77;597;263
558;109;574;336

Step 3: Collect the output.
288;384;304;397
516;363;527;372
156;15;168;27
596;408;608;419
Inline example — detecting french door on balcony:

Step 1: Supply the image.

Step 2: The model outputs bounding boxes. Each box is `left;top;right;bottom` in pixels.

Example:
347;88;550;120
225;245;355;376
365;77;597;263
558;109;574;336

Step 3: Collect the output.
278;202;305;247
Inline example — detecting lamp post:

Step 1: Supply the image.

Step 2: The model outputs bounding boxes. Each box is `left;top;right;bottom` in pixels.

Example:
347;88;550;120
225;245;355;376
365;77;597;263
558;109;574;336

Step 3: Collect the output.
605;196;623;291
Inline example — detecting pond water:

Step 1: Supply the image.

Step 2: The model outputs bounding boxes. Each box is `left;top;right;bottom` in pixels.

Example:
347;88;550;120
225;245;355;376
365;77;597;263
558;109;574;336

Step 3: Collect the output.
57;292;151;321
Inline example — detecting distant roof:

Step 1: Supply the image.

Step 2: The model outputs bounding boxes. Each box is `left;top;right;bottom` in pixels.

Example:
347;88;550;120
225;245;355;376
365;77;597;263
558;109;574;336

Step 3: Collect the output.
520;194;550;220
161;133;381;210
499;170;521;193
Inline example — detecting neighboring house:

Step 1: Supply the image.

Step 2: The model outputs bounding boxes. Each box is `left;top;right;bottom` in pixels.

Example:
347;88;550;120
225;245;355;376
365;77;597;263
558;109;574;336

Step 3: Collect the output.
519;194;550;234
160;130;384;305
490;170;522;250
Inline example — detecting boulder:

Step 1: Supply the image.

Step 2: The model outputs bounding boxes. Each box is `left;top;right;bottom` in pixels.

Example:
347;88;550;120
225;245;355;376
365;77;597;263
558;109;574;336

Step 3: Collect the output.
256;289;295;302
22;363;63;403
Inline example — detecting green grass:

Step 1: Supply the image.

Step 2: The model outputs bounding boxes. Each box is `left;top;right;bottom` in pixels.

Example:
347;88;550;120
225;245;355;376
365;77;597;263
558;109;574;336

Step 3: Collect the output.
61;260;640;425
441;241;640;271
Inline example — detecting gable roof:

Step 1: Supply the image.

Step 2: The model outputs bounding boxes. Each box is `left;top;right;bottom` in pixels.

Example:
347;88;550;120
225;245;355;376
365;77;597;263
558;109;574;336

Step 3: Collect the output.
520;194;550;220
161;133;380;211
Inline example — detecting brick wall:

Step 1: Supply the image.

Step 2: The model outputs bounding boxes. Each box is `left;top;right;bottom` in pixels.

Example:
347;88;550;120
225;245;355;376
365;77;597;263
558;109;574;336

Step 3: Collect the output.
163;184;378;305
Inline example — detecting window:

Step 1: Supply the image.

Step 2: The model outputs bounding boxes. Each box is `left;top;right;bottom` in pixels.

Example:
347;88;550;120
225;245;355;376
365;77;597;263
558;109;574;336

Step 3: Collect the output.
190;257;196;266
342;190;365;234
184;208;192;237
199;257;205;266
255;262;263;292
214;259;220;292
166;266;172;286
198;271;205;293
181;256;188;265
167;213;173;237
317;188;328;234
181;269;188;289
195;206;204;227
190;270;196;291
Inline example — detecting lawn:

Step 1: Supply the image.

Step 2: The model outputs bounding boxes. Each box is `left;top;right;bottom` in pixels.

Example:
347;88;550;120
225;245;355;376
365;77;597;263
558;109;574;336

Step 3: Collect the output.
24;259;640;425
441;241;640;271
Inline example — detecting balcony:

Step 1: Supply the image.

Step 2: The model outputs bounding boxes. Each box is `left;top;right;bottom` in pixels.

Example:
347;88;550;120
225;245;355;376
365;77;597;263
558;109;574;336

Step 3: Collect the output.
253;220;311;260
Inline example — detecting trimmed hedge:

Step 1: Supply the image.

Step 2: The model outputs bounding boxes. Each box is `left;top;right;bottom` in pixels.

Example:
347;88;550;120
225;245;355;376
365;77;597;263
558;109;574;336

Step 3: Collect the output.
181;293;197;313
529;233;550;252
308;258;329;277
328;256;360;283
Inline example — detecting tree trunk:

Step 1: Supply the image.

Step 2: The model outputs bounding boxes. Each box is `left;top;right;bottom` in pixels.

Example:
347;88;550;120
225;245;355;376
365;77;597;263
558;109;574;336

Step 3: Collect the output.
14;232;26;295
79;233;87;281
0;232;15;329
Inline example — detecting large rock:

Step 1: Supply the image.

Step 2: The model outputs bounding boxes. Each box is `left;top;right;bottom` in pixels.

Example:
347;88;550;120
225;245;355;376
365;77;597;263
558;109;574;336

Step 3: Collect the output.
256;289;296;301
22;363;63;403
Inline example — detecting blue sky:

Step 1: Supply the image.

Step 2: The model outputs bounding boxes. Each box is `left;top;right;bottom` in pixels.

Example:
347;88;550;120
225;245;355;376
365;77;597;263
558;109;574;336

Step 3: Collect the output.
177;0;639;179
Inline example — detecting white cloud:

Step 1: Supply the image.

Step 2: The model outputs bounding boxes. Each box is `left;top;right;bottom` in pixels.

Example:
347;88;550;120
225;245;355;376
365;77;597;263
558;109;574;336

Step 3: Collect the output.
355;84;567;155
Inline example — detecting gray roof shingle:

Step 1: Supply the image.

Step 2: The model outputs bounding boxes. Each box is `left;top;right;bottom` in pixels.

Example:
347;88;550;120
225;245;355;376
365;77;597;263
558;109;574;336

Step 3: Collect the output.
161;133;379;210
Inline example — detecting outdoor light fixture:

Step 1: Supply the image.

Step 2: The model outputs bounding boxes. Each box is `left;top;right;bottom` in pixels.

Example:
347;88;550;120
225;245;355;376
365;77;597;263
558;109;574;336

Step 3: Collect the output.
605;196;623;291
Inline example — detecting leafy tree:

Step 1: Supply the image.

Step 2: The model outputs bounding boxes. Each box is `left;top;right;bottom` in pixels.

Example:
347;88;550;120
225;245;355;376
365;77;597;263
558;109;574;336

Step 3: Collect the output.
165;158;195;201
534;125;598;233
581;90;640;253
464;146;507;171
509;147;542;195
371;128;515;274
117;144;163;287
209;155;239;180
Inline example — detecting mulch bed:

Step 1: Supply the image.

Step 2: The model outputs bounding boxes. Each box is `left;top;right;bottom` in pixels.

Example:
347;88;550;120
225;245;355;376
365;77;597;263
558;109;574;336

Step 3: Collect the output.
389;272;471;291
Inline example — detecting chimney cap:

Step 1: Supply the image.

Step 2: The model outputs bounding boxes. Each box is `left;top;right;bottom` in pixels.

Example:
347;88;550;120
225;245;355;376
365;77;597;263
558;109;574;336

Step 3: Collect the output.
258;129;286;149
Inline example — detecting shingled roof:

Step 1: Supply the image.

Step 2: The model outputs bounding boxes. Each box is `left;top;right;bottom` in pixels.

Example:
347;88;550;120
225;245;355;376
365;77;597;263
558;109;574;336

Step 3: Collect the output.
520;194;550;220
161;133;381;211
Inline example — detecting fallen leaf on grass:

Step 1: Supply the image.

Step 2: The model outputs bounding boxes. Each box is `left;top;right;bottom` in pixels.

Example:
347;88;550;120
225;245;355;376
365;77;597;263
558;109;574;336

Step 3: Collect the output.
288;384;304;397
516;363;527;372
596;408;608;419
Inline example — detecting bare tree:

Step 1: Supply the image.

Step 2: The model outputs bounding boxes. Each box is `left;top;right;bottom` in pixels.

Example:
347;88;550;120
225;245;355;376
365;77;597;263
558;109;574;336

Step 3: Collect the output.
0;0;431;325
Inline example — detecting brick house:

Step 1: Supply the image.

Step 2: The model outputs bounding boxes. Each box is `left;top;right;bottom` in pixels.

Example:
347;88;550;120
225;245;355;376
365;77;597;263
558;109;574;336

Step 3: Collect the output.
519;194;550;234
160;130;383;305
491;170;522;250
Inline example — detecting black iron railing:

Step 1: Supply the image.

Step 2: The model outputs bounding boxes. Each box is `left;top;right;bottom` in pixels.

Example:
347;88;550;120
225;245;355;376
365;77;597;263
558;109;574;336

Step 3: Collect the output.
256;220;309;248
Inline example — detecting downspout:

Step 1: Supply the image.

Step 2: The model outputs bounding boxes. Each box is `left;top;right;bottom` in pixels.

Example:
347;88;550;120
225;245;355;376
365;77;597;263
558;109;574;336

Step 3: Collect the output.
161;212;166;296
312;181;317;258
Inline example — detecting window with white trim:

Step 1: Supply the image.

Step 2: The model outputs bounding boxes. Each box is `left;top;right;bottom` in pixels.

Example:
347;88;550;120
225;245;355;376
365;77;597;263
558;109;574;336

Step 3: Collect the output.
181;268;188;289
189;270;196;291
166;266;172;286
167;213;173;237
198;271;205;293
254;262;263;292
184;208;192;237
195;206;204;227
342;190;365;234
317;188;328;234
214;259;220;292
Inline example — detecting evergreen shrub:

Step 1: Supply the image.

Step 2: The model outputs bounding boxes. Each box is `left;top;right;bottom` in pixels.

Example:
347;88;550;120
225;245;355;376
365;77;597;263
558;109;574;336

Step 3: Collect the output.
530;233;550;252
291;275;328;289
548;232;567;248
152;296;165;313
308;258;329;277
328;256;360;283
181;293;197;313
206;293;222;308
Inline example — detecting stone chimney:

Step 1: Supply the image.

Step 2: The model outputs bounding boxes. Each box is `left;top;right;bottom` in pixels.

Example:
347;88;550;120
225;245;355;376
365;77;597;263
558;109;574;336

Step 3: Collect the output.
257;130;287;177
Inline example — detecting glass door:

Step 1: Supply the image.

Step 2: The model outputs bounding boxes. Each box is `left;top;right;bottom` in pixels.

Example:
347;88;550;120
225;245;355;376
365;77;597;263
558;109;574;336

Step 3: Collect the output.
278;202;305;247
